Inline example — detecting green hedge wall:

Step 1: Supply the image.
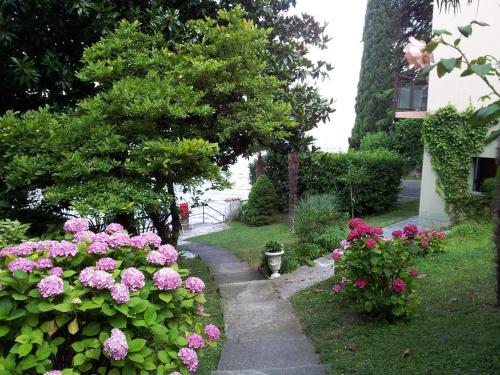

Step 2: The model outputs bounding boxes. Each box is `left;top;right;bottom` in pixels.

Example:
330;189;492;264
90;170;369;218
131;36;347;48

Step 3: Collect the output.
250;149;403;215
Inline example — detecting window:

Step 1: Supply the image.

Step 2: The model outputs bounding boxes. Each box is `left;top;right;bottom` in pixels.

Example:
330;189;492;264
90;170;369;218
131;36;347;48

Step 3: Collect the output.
472;157;496;192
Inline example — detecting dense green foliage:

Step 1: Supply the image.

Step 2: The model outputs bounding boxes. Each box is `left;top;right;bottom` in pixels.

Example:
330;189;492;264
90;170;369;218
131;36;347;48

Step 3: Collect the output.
292;220;499;373
0;219;29;248
422;106;490;221
0;10;291;242
350;0;433;148
241;176;277;226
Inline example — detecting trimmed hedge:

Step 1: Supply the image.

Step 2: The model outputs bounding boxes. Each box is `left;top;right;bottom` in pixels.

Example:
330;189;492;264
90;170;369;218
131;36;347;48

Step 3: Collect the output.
241;175;276;226
250;150;403;215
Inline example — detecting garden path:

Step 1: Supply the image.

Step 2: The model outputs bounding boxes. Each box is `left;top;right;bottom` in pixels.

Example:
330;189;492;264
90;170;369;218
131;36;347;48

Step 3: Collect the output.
184;242;329;375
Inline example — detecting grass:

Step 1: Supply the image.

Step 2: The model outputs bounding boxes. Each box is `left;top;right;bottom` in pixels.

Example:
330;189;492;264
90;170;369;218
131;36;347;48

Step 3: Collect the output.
179;257;224;375
290;221;500;374
190;200;419;268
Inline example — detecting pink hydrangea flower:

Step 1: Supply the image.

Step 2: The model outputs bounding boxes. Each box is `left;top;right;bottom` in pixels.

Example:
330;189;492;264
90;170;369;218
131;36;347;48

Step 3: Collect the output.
79;267;95;286
91;270;114;289
409;268;419;278
96;257;116;271
331;249;343;261
392;230;405;238
421;240;429;248
159;244;178;265
103;328;128;360
50;267;64;277
354;279;368;289
88;241;109;254
142;231;161;248
403;224;419;237
38;275;64;298
73;230;96;243
106;223;125;233
108;232;130;248
439;231;446;240
94;232;110;244
332;284;342;293
153;268;181;291
340;239;350;250
187;333;205;349
392;278;406;293
36;258;53;269
121;267;145;291
348;218;364;229
204;324;220;341
44;371;62;375
129;235;148;248
110;283;130;304
365;239;377;249
185;277;205;293
9;242;36;256
64;218;89;233
178;348;198;372
48;241;77;257
8;258;36;272
147;250;167;266
196;303;205;316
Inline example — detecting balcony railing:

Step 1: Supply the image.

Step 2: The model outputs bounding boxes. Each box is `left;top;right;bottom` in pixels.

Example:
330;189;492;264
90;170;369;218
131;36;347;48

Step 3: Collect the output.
394;74;428;118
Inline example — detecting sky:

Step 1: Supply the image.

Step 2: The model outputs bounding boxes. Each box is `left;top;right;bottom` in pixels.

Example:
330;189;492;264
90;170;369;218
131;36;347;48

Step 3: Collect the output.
290;0;368;151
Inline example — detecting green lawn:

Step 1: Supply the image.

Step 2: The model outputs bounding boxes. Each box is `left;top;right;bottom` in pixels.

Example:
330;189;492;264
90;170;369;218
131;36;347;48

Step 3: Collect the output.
290;221;500;374
179;257;224;375
190;200;419;268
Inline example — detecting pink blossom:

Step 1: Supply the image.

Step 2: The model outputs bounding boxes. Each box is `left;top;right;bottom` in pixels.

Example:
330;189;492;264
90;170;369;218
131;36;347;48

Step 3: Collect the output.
392;230;405;239
142;231;161;248
147;250;167;265
403;224;419;237
409;268;419;278
129;235;148;248
348;218;365;229
50;267;64;277
96;257;116;271
73;230;96;243
38;275;64;298
421;240;429;248
63;218;89;233
44;371;62;375
8;258;36;272
94;232;110;244
88;241;109;254
365;239;377;249
91;270;114;289
153;268;181;291
332;284;342;293
340;277;348;286
121;267;145;291
110;283;130;304
439;231;446;240
36;258;53;269
108;232;130;248
185;277;205;293
403;37;433;68
354;279;368;289
48;241;77;257
178;348;198;372
103;328;128;360
196;303;205;316
331;249;343;261
106;223;125;233
187;333;205;349
159;244;178;265
204;324;220;341
392;278;406;293
79;267;95;286
340;239;350;250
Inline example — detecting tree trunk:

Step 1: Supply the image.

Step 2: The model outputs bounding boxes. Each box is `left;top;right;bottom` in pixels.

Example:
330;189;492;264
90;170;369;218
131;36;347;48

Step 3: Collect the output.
288;151;299;226
113;212;137;235
149;211;170;245
255;152;265;178
167;180;181;246
496;138;500;306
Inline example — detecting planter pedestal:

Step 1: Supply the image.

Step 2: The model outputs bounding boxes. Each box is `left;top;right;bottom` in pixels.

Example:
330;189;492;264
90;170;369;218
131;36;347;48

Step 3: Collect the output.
265;250;284;279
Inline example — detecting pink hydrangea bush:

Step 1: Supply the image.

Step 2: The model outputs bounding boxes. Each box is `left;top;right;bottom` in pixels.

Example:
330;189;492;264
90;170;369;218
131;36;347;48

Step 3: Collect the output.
0;218;220;374
331;218;427;319
396;225;447;256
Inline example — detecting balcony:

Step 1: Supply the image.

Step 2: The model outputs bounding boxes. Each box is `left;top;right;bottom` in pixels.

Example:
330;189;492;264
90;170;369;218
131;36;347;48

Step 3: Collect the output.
394;74;428;119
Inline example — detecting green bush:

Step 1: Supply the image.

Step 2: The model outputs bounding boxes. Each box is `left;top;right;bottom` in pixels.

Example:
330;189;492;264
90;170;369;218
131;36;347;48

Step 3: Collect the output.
292;194;346;244
0;219;30;248
315;227;346;252
359;131;396;151
241;175;276;226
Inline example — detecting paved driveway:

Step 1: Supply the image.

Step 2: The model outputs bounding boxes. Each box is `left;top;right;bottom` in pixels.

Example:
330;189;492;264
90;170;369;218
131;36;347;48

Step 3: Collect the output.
398;179;421;202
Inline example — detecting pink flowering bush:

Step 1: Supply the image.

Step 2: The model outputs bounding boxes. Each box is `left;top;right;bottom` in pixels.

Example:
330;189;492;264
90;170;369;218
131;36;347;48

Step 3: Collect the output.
397;225;447;256
0;218;220;374
331;218;422;319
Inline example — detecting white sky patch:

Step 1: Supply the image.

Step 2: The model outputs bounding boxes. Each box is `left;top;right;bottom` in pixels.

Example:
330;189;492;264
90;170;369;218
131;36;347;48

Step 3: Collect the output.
289;0;367;151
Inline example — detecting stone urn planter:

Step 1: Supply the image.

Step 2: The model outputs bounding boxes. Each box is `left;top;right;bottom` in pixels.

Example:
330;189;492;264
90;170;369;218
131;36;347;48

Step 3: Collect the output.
265;250;284;279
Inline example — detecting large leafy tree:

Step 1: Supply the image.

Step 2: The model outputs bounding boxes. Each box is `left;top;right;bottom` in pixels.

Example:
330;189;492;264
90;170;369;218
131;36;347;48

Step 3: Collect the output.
350;0;433;148
0;9;292;243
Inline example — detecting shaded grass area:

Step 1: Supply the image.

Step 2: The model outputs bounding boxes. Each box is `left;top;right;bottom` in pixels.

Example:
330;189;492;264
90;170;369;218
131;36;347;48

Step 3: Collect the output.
190;200;419;268
179;257;224;375
290;221;500;374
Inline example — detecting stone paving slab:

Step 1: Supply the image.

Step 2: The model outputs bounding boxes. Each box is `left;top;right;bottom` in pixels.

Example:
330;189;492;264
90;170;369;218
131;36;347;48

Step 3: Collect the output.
212;364;329;375
218;337;320;371
212;270;264;284
210;261;253;275
223;299;303;339
218;280;280;304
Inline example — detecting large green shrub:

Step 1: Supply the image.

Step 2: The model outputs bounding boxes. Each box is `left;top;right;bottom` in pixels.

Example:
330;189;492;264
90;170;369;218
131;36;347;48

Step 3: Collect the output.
0;219;30;248
0;218;220;374
241;175;276;226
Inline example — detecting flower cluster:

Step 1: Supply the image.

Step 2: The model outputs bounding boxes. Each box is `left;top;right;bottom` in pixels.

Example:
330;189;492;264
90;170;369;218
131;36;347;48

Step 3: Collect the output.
153;268;181;290
38;275;64;297
178;348;198;372
63;218;90;233
347;219;383;241
392;225;447;256
185;277;205;293
103;328;128;360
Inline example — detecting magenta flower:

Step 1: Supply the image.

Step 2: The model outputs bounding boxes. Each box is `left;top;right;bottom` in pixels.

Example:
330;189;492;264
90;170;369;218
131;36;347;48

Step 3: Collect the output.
129;235;148;248
409;268;419;278
121;267;145;291
340;239;350;250
142;231;161;248
348;218;364;229
159;244;178;265
91;270;114;289
185;277;205;293
146;250;167;266
103;328;128;360
332;284;342;293
331;249;343;261
50;267;64;277
187;333;205;349
110;283;130;304
94;232;110;244
354;279;368;289
153;268;181;291
392;278;406;293
88;241;109;254
96;257;116;271
38;275;64;298
421;240;429;248
106;223;125;234
403;224;419;237
63;218;89;233
48;241;77;257
108;232;130;248
439;231;446;240
392;230;404;238
178;348;198;372
204;324;220;341
365;239;377;249
340;277;348;286
8;258;36;272
36;258;53;269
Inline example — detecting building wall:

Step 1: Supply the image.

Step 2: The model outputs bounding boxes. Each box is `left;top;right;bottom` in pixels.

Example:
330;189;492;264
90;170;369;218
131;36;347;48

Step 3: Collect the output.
418;0;500;227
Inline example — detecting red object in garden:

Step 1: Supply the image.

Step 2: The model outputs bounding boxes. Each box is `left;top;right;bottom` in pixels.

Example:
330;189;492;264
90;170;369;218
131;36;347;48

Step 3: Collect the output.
179;202;189;221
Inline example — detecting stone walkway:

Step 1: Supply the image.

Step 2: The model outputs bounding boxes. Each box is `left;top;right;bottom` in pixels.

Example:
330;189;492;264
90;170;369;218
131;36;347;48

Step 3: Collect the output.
184;242;329;375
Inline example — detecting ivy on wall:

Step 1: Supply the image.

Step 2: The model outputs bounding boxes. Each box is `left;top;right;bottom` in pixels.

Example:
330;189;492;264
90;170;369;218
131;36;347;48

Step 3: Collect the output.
422;105;489;221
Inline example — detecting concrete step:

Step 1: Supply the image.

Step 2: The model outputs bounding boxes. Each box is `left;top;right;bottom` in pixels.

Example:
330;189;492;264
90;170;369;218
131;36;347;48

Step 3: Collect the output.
218;337;320;371
223;300;303;339
218;279;280;304
212;364;330;375
212;269;264;284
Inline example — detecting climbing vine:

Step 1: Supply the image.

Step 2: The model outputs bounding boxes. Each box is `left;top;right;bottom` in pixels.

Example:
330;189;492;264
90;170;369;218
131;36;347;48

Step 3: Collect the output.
422;105;490;221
